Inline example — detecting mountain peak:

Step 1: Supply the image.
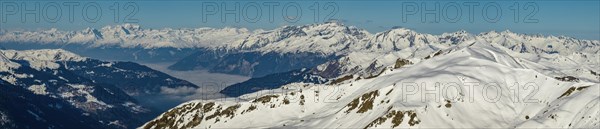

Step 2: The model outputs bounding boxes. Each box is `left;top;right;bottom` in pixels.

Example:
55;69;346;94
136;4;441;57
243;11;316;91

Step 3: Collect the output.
108;23;142;32
298;21;364;33
99;24;142;35
121;23;142;30
380;27;418;37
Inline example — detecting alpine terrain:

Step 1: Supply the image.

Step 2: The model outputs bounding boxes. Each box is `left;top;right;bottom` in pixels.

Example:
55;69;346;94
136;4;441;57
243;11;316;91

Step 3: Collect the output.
0;49;197;129
134;23;599;128
1;22;599;128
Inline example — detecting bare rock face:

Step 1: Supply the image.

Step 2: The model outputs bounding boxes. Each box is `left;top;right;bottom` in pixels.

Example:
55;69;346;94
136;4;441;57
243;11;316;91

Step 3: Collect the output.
394;58;412;69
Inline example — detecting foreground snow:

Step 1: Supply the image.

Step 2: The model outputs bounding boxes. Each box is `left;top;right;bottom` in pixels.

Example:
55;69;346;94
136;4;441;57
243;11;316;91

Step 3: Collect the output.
141;42;599;128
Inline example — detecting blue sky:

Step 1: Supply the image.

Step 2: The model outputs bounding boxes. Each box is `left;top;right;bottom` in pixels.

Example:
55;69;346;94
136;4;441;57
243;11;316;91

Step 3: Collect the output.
1;0;599;40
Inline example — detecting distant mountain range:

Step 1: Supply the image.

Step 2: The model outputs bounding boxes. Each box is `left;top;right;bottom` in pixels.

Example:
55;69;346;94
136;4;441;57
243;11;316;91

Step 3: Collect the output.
2;22;598;77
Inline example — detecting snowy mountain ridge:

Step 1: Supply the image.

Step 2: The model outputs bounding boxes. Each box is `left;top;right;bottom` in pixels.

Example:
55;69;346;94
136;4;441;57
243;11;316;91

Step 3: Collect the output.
1;49;87;70
1;49;86;61
0;24;251;49
313;37;600;82
0;49;152;128
5;22;596;78
2;22;598;55
0;49;201;129
141;41;600;129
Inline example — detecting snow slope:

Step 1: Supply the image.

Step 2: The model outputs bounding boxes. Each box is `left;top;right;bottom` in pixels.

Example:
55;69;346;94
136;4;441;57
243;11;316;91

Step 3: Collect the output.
141;41;599;128
313;32;599;82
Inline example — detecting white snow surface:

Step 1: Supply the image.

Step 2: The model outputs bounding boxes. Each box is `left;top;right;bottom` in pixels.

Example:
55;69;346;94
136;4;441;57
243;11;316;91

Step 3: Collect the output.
141;41;600;129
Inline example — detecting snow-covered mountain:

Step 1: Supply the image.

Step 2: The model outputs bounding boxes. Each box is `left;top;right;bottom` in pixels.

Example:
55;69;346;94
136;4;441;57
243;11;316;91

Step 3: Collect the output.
166;22;599;77
0;24;250;49
0;49;198;129
141;41;600;129
1;49;198;96
208;23;599;96
1;22;599;128
3;22;596;54
2;22;598;77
